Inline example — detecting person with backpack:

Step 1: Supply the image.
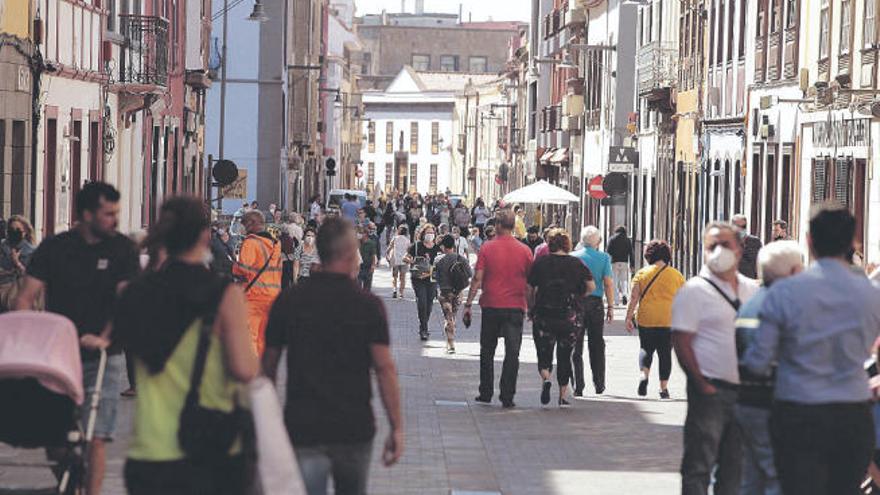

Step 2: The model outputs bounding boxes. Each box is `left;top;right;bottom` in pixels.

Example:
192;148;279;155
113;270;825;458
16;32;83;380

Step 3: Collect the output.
623;239;685;399
404;224;441;341
527;228;594;407
434;235;473;354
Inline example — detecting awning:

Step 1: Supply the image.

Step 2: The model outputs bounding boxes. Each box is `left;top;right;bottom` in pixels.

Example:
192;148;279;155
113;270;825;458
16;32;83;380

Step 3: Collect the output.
550;147;569;163
540;148;556;163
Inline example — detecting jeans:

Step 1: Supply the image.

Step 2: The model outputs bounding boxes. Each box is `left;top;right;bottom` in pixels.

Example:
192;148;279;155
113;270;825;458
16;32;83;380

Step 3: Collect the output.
735;404;780;495
125;456;248;495
681;380;742;495
612;262;630;301
533;316;577;386
82;353;124;440
358;269;374;291
638;327;672;381
411;278;436;335
573;296;605;393
478;308;524;403
296;441;373;495
770;401;874;495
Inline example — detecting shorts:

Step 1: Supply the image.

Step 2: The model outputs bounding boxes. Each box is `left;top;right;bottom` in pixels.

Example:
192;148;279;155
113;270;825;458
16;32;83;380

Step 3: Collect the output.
81;353;124;441
392;264;408;277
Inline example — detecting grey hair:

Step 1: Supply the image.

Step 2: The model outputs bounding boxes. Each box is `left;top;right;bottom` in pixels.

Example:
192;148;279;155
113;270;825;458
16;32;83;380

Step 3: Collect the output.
757;240;804;285
242;209;265;225
581;225;602;248
702;221;743;248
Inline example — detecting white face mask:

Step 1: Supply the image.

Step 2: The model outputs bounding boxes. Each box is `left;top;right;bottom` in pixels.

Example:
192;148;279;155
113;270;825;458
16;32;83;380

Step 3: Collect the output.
356;233;364;240
305;236;315;245
424;234;436;243
705;245;737;274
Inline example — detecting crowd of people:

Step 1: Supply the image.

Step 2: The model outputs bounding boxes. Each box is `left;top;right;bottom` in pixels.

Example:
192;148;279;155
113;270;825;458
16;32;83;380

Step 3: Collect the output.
4;179;880;495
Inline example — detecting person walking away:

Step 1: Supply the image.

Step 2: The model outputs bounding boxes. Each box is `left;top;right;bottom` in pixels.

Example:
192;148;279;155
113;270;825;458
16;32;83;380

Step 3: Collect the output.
623;240;685;398
434;235;473;353
262;218;403;495
521;225;543;254
472;199;490;237
15;182;140;495
571;226;615;395
743;205;880;494
383;202;397;245
453;203;470;232
733;241;803;495
513;205;527;239
387;225;411;299
209;222;235;279
463;209;533;408
405;224;441;341
606;225;634;305
293;227;320;282
341;193;360;224
0;215;36;312
672;221;759;495
527;229;594;407
113;196;258;495
732;214;763;279
358;226;378;291
771;219;791;242
232;210;282;356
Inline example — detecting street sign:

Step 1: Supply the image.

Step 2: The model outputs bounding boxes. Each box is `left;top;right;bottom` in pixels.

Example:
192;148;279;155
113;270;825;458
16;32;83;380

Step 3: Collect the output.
608;146;638;175
588;175;607;199
220;169;247;199
602;172;628;196
212;159;239;186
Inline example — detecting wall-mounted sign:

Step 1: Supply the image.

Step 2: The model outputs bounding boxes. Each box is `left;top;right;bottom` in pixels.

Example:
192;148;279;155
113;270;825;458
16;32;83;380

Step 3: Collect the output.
813;118;870;149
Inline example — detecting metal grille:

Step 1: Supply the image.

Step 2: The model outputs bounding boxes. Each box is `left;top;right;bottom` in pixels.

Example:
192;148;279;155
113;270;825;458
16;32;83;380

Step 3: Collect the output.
812;159;827;204
119;14;169;86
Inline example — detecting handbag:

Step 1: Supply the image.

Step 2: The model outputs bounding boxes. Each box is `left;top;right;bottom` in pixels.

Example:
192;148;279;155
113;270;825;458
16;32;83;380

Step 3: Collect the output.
409;243;432;280
249;377;307;494
178;285;249;461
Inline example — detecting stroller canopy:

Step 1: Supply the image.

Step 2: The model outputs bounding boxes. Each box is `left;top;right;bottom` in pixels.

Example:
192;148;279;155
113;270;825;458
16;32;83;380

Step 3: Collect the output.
0;311;84;405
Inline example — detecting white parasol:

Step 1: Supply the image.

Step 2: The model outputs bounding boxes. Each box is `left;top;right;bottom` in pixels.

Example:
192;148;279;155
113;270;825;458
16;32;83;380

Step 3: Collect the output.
503;180;579;205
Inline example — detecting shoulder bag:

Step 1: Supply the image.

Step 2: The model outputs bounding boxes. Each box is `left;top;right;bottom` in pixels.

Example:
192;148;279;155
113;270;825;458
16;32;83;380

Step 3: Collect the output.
409;243;433;280
700;276;741;311
178;281;251;461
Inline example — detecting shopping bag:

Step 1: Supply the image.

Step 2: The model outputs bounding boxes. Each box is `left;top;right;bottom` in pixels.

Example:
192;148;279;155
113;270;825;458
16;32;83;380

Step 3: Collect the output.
249;377;306;495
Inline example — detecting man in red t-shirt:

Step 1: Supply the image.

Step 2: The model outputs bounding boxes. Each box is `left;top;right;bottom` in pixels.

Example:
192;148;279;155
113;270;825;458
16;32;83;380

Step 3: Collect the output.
463;208;534;408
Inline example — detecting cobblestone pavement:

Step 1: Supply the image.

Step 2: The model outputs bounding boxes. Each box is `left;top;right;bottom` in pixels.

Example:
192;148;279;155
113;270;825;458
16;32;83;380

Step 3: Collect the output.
0;264;687;494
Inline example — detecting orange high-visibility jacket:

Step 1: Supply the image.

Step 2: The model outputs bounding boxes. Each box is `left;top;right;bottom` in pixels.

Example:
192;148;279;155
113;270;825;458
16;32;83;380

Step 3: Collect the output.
233;234;283;300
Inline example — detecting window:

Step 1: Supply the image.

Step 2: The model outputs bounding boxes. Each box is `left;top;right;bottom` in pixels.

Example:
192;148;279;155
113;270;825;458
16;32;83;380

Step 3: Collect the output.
410;122;419;154
385;162;393;189
819;0;830;59
367;162;375;186
431;122;440;154
717;0;725;65
440;55;458;72
469;56;488;73
429;163;438;193
770;0;781;33
107;0;116;31
785;0;798;29
385;122;393;153
865;0;876;48
412;54;430;71
11;121;25;214
362;52;372;75
410;162;418;190
840;0;852;55
89;121;100;181
757;0;767;39
728;0;735;62
368;121;375;153
739;0;747;58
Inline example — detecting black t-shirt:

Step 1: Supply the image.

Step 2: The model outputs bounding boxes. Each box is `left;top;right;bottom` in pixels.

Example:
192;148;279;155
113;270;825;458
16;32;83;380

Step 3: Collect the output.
264;272;390;446
408;242;441;264
27;230;139;355
527;254;593;318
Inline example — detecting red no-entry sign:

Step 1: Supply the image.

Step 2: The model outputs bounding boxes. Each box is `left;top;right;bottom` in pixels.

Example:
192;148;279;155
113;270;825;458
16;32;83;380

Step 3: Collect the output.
588;175;607;200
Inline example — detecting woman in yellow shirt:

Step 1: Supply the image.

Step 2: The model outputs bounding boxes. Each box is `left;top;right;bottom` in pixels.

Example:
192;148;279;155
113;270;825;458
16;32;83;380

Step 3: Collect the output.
624;240;685;399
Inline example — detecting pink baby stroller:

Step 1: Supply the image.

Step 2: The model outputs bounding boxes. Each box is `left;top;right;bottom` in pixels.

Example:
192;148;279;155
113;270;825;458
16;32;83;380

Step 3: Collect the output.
0;311;107;495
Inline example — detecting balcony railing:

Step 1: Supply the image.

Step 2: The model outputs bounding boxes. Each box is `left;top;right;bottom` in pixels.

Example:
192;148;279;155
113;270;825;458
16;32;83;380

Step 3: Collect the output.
119;14;169;87
637;42;678;95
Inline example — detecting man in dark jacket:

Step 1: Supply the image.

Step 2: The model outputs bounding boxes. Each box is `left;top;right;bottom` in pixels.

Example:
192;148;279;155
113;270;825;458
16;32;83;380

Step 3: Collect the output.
606;226;634;305
732;214;763;279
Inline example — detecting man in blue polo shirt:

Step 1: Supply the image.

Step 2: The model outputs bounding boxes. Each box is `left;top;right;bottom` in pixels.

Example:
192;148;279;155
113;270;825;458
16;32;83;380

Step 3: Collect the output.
571;225;615;395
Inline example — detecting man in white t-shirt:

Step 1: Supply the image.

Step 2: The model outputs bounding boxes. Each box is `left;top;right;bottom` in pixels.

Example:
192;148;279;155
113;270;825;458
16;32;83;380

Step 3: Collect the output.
309;195;322;223
451;226;470;259
672;221;759;495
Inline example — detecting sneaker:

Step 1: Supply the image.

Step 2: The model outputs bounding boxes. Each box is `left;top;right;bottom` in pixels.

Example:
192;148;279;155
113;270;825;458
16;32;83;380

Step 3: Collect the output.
638;378;649;397
392;290;398;299
419;331;429;341
474;395;492;404
659;389;670;400
573;389;584;397
446;344;456;354
622;295;628;305
540;380;552;405
501;399;516;409
595;384;605;395
558;397;571;408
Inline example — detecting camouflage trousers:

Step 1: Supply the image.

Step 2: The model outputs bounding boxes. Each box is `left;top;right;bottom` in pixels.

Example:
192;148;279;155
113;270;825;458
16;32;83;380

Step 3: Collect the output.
437;289;462;341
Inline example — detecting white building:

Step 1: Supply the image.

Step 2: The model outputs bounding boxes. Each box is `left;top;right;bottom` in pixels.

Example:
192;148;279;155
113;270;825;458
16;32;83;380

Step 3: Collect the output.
361;67;485;195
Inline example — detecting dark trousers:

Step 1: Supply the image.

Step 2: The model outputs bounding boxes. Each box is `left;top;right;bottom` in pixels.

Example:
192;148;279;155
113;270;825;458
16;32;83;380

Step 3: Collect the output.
638;326;672;381
770;401;874;495
358;270;374;291
282;260;294;289
681;379;742;495
411;278;436;334
533;317;577;387
573;296;605;393
478;308;524;402
125;456;247;495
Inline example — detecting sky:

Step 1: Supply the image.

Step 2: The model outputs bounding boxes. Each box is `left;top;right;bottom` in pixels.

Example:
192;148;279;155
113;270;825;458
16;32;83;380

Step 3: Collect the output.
354;0;530;22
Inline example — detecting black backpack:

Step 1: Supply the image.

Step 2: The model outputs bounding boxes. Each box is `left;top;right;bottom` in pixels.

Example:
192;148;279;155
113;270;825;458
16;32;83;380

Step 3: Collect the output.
448;256;471;292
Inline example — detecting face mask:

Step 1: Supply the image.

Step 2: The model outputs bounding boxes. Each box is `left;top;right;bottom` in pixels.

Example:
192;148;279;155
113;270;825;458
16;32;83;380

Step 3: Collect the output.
705;245;737;274
6;229;23;245
424;234;436;243
356;233;364;240
305;236;315;245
